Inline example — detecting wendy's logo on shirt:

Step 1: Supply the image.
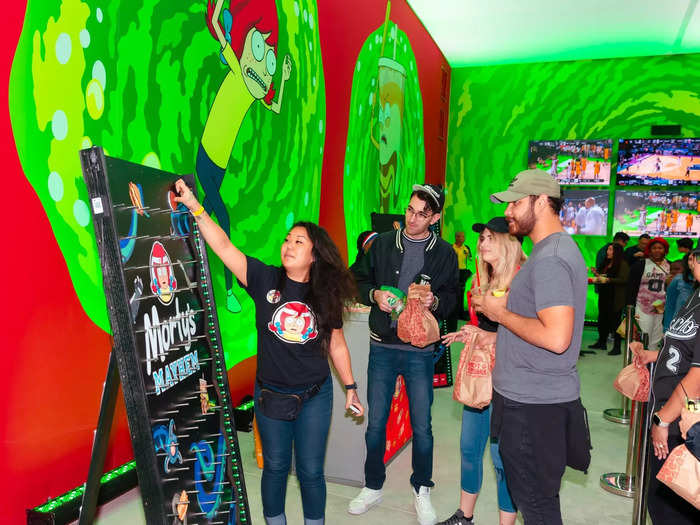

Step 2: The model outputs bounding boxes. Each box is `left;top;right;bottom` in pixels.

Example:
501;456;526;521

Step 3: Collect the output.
268;301;318;344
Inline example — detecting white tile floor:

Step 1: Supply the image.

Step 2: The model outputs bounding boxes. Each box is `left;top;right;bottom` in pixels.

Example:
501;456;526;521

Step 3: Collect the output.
78;327;640;525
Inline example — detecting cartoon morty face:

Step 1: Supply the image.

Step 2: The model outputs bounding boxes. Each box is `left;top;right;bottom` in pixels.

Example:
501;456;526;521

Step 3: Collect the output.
378;98;403;165
268;301;318;344
283;314;306;335
240;27;276;100
149;241;177;305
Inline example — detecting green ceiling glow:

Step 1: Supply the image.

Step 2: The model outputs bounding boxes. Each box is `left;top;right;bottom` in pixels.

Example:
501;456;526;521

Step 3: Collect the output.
407;0;700;67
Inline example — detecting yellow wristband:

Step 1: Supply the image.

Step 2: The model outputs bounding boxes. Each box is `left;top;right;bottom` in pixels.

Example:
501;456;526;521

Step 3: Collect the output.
192;205;205;217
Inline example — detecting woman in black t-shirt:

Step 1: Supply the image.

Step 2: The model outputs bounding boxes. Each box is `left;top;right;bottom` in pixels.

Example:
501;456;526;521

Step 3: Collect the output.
175;180;363;525
632;248;700;524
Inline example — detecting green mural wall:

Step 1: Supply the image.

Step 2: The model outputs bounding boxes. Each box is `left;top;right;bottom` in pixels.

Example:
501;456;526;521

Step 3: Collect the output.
11;0;325;369
445;53;700;319
342;18;425;259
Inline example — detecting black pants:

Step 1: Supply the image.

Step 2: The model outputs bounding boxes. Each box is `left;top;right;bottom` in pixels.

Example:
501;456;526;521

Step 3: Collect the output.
647;425;700;524
497;395;570;525
596;291;622;351
447;269;471;332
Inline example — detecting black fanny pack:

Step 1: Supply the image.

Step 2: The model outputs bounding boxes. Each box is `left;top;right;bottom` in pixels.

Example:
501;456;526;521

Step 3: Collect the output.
257;380;323;421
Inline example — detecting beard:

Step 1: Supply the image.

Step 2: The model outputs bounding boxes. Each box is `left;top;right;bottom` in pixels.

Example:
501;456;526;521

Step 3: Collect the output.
507;201;536;236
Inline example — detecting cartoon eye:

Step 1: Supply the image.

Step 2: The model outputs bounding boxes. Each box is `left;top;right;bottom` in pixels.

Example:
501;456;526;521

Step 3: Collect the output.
252;31;264;61
266;49;277;76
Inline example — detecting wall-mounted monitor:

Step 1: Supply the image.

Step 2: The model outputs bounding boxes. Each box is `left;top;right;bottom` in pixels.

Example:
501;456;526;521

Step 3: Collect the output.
616;138;700;186
614;190;700;238
560;189;609;236
528;139;613;185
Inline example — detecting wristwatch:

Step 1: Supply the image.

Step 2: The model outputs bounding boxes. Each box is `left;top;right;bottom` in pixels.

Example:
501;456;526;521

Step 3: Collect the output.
652;413;670;428
345;383;357;391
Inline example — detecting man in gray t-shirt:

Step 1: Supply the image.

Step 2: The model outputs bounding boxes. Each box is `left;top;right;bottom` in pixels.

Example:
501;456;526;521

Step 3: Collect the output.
473;169;588;525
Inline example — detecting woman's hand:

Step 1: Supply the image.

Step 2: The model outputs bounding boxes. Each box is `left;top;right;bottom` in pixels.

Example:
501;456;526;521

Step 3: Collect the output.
630;341;658;365
441;331;463;346
173;179;200;212
346;389;364;417
651;423;670;460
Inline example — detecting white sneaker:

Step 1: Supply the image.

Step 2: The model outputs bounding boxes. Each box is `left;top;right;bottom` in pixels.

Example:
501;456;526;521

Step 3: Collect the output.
348;487;383;515
413;486;438;525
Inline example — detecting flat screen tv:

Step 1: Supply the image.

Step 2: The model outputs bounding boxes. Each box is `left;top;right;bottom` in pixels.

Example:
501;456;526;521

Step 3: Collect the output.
528;139;613;185
614;190;700;238
560;189;609;236
616;138;700;186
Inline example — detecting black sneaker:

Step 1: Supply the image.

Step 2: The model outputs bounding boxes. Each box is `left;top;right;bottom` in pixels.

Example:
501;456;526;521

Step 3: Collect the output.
437;509;473;525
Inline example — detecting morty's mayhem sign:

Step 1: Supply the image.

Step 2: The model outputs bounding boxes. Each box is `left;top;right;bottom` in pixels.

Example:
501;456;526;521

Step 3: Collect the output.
81;148;249;525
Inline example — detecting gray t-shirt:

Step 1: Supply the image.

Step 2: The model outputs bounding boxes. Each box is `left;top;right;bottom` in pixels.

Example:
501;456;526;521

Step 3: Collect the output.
493;232;587;404
398;233;427;294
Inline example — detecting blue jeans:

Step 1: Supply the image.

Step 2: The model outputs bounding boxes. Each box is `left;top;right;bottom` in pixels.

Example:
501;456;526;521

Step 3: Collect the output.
364;344;434;491
460;405;515;513
254;376;332;521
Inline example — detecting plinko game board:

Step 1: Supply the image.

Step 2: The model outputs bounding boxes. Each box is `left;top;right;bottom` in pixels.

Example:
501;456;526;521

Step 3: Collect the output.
617;138;700;186
614;190;700;238
81;147;249;525
528;139;613;185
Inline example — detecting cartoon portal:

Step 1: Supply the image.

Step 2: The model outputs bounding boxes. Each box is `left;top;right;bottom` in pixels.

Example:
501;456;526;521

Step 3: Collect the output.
268;301;318;343
150;241;177;305
153;419;184;474
200;0;292;314
190;436;226;519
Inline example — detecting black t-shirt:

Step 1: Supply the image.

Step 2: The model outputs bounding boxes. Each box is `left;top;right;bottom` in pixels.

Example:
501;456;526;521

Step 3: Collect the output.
652;287;700;408
240;256;337;388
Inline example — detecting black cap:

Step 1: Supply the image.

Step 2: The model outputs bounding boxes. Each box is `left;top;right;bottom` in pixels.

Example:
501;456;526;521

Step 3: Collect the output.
412;184;445;212
472;217;509;234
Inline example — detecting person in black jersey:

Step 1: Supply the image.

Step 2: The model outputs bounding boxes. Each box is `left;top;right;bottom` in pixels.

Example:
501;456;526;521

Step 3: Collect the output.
174;179;364;525
632;247;700;524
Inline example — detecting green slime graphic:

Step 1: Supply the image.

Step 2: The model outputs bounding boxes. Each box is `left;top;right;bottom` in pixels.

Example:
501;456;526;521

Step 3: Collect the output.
445;54;700;319
10;0;326;370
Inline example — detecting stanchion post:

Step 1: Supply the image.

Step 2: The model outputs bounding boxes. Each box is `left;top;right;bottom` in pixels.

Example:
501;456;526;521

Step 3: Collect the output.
600;331;649;498
632;362;654;525
604;305;635;424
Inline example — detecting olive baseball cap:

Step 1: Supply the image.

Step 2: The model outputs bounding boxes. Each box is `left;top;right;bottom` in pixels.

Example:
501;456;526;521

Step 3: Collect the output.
490;169;561;204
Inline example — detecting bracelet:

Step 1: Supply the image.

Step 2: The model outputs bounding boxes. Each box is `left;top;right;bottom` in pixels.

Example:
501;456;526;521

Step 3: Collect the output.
192;205;205;217
345;383;357;391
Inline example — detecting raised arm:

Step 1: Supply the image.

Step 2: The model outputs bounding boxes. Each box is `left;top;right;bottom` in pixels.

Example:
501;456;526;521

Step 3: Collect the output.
211;0;227;49
174;178;248;286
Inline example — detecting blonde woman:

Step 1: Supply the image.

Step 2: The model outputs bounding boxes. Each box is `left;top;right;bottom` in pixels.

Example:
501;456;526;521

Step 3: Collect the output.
438;217;526;525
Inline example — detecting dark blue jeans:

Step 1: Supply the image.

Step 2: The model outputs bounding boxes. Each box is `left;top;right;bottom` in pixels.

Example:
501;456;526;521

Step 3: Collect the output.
254;376;332;521
364;344;434;491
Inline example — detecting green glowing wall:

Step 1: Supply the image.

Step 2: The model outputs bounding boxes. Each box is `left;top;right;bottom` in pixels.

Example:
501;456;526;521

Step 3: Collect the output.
11;0;325;369
445;53;700;319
